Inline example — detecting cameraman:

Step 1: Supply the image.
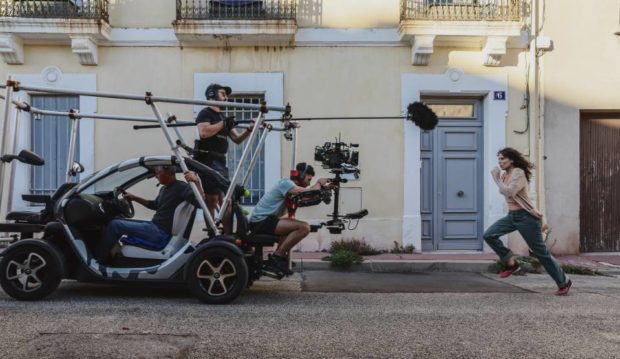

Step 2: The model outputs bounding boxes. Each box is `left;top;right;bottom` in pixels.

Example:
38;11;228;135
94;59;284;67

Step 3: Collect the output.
249;162;334;276
194;83;254;232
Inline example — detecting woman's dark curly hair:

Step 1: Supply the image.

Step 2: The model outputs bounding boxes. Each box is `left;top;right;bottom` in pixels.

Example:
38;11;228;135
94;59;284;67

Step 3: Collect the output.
497;147;535;182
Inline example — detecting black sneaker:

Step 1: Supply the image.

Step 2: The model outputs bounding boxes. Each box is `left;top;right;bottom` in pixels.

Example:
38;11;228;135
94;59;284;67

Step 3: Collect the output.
269;254;294;276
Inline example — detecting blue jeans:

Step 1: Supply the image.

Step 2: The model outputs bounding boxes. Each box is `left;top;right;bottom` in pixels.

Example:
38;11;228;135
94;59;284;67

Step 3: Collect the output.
96;219;168;263
483;209;568;287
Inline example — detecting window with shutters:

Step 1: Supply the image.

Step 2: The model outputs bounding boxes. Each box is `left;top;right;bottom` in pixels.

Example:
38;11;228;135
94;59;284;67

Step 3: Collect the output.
30;95;79;196
222;94;265;205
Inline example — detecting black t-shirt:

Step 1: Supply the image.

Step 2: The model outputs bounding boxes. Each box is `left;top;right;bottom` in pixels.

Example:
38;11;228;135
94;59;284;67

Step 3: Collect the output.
147;180;197;235
195;107;229;155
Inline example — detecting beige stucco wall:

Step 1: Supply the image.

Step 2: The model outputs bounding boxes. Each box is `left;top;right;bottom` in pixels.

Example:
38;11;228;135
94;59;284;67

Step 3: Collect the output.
106;0;400;29
3;0;618;254
542;0;620;254
11;0;609;252
298;0;400;28
0;42;532;250
108;0;176;28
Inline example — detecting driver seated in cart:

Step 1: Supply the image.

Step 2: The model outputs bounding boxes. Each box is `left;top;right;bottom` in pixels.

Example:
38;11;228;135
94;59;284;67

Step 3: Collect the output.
95;165;205;264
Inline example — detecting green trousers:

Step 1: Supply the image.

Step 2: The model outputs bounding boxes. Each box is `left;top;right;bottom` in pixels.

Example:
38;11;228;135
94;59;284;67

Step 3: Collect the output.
483;209;568;287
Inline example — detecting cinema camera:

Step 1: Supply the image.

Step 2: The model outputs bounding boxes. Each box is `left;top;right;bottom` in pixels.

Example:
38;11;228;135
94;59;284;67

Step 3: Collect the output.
314;140;360;177
310;137;368;234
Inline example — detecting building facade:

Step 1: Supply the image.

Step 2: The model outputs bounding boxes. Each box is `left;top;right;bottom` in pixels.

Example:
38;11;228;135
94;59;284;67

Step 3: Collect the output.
0;0;618;254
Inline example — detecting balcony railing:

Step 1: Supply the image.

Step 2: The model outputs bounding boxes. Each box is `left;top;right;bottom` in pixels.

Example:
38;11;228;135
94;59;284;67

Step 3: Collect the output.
176;0;296;21
0;0;109;22
401;0;521;21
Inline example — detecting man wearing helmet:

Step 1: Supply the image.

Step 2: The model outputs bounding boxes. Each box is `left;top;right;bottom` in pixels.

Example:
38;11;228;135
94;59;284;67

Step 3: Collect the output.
194;83;255;232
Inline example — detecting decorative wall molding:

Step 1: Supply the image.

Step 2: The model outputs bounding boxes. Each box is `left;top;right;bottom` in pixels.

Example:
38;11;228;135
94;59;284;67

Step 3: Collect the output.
482;36;508;67
0;34;24;64
71;36;98;66
0;18;109;65
411;35;435;66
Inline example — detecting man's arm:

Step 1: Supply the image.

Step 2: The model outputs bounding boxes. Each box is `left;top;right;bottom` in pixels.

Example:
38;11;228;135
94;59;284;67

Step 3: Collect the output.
197;121;226;139
229;118;256;144
123;193;156;210
182;171;206;206
288;178;331;195
229;127;253;144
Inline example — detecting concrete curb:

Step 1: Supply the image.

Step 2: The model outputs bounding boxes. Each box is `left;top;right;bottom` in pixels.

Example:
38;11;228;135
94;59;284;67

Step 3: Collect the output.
293;259;495;273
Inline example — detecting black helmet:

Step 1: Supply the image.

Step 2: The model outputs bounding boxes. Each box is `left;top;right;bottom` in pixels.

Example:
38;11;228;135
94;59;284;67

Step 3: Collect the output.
205;83;232;100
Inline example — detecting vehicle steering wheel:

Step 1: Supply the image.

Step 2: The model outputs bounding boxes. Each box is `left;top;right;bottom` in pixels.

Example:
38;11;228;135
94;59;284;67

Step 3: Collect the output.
113;187;135;218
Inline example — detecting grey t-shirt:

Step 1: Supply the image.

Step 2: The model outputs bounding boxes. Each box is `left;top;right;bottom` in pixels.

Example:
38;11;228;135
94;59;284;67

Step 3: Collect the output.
249;178;296;223
147;180;197;235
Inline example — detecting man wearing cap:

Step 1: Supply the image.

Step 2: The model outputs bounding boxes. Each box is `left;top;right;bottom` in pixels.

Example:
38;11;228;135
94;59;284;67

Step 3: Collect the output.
194;83;254;232
96;166;205;264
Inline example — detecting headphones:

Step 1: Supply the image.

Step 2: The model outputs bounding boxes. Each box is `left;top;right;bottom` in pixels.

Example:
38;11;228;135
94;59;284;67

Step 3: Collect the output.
297;162;313;182
205;85;218;99
299;163;308;180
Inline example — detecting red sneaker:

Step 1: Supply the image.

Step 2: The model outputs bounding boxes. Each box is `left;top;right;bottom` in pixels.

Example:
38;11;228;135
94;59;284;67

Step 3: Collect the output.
555;279;572;296
499;263;520;278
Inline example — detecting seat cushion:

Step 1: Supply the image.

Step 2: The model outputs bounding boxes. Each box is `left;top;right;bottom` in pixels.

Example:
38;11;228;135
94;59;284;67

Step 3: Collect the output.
6;211;42;223
248;234;279;245
120;233;170;251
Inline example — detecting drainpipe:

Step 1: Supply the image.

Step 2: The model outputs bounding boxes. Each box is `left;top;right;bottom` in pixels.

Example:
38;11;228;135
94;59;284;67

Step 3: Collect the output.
529;0;542;213
533;0;546;219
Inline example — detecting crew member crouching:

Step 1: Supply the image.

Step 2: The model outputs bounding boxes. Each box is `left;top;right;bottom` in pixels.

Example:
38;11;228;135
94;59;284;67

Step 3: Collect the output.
249;162;333;275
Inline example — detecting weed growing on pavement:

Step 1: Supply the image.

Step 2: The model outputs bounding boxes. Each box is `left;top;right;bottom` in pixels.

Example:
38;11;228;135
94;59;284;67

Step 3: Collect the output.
322;250;364;269
488;256;543;275
330;239;381;255
389;241;416;254
489;256;603;276
561;264;602;276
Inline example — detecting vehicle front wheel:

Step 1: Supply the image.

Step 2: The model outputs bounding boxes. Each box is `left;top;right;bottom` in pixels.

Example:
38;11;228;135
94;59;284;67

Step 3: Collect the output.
187;247;248;304
0;241;64;301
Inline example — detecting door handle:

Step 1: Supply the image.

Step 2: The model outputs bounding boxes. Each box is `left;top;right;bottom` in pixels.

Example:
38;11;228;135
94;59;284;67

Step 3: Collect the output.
457;190;464;197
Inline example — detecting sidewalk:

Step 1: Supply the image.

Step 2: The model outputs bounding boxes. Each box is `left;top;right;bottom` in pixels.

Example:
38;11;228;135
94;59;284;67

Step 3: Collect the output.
290;251;620;275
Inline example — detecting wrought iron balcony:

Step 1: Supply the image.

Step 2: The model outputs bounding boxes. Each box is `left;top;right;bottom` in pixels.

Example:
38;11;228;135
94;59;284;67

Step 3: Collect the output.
0;0;109;22
176;0;296;21
401;0;521;21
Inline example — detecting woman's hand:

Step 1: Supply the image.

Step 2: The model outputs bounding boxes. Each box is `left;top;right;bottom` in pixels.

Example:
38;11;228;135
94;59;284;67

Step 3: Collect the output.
491;166;501;179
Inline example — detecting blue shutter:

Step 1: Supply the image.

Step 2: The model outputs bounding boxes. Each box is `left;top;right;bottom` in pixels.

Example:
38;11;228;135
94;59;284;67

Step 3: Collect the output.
30;95;79;195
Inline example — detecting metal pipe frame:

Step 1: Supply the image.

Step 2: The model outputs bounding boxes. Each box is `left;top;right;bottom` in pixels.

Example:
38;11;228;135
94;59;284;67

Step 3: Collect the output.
0;77;14;215
0;82;290;236
0;94;194;125
65;113;80;183
5;84;288;112
240;126;271;189
148;101;220;238
6;106;21;212
215;112;267;223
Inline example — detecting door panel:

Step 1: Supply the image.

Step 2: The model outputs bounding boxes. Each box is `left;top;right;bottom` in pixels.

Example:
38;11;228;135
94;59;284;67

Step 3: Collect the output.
421;151;434;251
442;156;479;212
580;112;620;252
420;99;483;251
442;130;479;151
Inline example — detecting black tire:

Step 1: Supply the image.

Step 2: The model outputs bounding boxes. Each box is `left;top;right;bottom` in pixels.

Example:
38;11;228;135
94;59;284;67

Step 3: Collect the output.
0;241;65;301
187;247;248;304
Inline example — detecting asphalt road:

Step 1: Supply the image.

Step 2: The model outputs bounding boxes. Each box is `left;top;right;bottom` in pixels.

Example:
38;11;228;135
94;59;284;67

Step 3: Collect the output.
1;272;619;358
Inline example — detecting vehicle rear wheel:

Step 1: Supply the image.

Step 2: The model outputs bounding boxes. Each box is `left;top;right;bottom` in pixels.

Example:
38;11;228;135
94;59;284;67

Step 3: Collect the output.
187;247;248;304
0;241;64;300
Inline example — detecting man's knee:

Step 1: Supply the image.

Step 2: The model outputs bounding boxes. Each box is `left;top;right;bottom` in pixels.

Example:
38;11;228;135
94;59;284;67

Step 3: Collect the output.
107;219;124;234
298;222;311;236
205;194;219;208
